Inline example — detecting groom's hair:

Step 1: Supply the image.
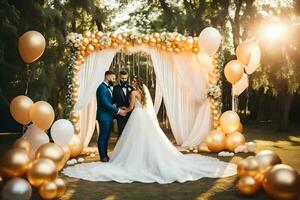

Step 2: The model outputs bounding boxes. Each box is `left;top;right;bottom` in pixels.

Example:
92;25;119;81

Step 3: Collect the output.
120;70;128;75
105;70;115;77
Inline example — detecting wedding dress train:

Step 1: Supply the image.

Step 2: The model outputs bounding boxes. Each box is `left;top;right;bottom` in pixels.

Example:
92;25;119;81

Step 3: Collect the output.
62;97;237;184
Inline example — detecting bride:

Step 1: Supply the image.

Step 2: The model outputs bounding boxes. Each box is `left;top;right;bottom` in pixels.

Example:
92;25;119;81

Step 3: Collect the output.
62;77;237;184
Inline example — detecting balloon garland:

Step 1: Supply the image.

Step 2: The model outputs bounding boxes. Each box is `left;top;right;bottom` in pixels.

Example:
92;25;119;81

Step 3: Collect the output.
65;27;222;136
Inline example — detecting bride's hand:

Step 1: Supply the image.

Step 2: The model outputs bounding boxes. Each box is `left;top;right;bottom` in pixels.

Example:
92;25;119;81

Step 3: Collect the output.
120;107;129;113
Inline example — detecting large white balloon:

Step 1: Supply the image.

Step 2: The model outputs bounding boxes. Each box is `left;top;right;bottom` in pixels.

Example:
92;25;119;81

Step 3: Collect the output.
198;27;222;56
23;124;49;156
51;119;74;146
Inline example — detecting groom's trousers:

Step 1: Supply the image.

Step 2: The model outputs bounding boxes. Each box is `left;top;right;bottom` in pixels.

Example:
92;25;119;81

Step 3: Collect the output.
98;120;113;159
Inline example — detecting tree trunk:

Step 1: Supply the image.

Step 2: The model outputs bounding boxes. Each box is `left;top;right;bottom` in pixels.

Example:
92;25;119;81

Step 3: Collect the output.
278;93;293;131
256;91;265;123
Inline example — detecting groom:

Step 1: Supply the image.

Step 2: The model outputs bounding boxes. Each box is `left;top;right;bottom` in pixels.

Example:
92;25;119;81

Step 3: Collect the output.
96;70;127;162
113;70;133;138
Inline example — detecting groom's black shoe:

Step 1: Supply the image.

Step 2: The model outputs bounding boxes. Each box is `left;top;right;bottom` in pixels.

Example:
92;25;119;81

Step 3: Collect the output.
100;157;109;162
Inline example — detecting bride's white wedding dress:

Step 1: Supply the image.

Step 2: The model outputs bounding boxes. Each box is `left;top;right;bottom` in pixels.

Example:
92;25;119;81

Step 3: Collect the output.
62;90;237;184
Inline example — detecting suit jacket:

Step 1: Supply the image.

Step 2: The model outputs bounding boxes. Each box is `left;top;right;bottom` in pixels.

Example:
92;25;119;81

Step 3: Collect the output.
113;84;133;108
96;82;118;121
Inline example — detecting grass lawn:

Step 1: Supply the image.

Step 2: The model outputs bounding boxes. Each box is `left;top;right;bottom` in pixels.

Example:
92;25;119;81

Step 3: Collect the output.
1;123;299;200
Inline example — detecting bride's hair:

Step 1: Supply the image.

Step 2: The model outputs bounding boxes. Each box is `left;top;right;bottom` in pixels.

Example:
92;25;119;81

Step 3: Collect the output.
133;76;147;107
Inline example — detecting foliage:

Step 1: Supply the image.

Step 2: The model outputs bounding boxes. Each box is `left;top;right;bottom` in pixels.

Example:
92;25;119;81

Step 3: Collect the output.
1;0;300;131
0;0;108;131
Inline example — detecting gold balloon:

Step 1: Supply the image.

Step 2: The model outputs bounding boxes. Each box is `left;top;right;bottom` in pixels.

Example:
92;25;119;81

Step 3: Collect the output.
73;65;80;72
167;47;173;52
143;35;150;43
174;48;180;53
122;32;128;38
197;143;211;152
87;44;94;52
39;181;58;199
263;164;300;200
80;50;86;56
54;178;67;197
84;50;91;56
237;156;259;177
112;42;118;48
149;38;156;46
10;95;33;125
220;110;240;134
27;158;58;187
29;101;55;130
184;37;194;50
35;143;65;171
192;47;199;54
225;131;245;151
154;33;160;38
0;148;31;177
255;150;282;174
237;122;243;133
82;38;89;46
74;81;80;87
224;60;244;84
70;112;80;123
62;146;71;163
68;134;83;158
237;176;262;196
204;130;225;152
18;31;46;63
166;41;172;48
0;173;3;188
96;31;103;38
74;123;80;134
13;137;32;153
236;40;255;65
83;31;92;38
110;33;117;39
91;38;98;45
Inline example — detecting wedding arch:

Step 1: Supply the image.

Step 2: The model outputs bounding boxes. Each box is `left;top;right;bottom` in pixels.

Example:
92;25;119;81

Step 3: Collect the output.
65;31;223;148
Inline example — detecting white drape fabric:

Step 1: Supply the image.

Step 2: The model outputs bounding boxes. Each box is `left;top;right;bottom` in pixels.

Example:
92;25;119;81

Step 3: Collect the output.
75;45;211;147
148;48;211;146
73;48;119;145
153;79;163;114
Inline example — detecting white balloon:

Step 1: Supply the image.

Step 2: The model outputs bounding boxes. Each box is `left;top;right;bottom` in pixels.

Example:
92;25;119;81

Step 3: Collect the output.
50;119;74;146
245;42;261;74
199;27;222;56
23;124;49;155
246;142;257;152
232;73;249;96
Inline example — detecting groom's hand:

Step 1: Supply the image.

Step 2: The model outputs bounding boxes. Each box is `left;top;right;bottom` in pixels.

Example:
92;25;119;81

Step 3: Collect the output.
119;109;127;116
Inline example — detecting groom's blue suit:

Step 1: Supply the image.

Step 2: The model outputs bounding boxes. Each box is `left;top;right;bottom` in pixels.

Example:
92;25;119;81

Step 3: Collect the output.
96;82;119;159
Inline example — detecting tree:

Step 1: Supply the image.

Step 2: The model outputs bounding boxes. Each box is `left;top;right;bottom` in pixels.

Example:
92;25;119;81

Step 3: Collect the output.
0;0;109;131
